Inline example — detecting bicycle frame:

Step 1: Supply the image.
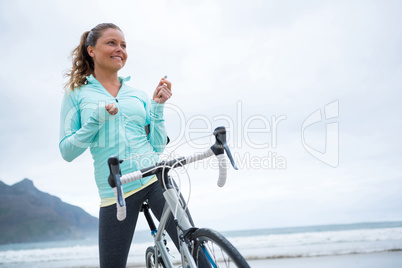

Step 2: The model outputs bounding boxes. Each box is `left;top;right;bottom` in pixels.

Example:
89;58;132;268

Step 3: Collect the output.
144;163;233;268
150;170;196;267
108;126;243;267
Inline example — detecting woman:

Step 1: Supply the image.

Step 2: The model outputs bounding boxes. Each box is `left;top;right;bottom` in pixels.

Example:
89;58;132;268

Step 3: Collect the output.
59;23;175;267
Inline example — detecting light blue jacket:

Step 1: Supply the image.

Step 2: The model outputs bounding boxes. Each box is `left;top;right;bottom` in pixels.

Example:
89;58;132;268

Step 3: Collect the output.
59;75;167;199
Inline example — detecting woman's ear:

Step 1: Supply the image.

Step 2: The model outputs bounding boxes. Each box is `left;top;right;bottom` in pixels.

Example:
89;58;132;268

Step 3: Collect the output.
87;46;95;58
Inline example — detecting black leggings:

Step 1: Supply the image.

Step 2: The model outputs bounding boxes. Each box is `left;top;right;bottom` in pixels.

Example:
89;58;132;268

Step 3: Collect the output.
98;181;179;268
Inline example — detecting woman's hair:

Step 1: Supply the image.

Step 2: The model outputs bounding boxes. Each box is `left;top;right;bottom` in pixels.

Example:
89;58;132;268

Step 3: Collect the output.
64;23;122;91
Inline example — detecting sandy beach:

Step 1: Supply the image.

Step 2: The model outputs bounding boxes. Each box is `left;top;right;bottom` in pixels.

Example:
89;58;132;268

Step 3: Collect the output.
1;250;400;267
245;251;402;268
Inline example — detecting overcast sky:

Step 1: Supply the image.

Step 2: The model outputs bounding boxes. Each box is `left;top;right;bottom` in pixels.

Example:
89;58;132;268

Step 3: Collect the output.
0;0;401;231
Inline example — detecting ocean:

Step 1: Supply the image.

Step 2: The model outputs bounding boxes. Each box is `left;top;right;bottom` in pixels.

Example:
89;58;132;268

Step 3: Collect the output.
1;221;401;267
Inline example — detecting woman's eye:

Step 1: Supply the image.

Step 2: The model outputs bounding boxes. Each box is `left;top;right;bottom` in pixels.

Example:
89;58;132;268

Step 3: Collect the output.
108;41;115;45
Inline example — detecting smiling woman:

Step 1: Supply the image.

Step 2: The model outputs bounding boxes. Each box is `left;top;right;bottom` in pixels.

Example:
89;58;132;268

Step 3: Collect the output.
64;23;121;92
86;28;128;97
59;23;174;268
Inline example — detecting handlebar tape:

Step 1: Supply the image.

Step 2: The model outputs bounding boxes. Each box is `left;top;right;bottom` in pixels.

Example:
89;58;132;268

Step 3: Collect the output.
185;148;214;164
113;186;127;221
216;154;228;187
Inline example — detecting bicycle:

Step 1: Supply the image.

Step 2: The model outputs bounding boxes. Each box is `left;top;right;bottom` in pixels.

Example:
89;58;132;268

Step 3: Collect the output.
108;126;250;267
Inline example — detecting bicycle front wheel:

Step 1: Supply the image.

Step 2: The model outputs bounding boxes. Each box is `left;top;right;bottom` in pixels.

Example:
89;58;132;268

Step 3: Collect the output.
145;246;166;268
191;228;250;268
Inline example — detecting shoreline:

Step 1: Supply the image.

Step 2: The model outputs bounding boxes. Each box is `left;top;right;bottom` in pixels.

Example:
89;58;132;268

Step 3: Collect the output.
246;251;402;268
123;251;402;268
244;248;402;261
2;225;402;267
1;250;401;267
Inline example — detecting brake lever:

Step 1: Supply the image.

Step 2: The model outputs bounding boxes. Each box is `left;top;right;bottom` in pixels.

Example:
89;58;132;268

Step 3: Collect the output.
213;127;238;170
108;156;125;207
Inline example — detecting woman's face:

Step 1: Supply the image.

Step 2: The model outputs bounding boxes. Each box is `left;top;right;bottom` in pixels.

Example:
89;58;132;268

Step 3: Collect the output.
88;28;128;73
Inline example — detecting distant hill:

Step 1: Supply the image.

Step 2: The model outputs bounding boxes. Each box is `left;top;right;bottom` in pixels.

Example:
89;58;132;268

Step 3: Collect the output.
0;179;98;244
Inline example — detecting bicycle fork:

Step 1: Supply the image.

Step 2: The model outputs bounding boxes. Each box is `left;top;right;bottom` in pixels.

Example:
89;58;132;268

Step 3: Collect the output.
163;188;198;268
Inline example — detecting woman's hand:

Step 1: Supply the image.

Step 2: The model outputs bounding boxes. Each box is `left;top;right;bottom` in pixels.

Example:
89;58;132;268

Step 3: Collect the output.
153;77;172;103
106;103;119;115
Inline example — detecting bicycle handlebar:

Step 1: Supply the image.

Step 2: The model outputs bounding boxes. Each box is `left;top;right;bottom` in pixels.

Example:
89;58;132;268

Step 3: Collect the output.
108;126;237;221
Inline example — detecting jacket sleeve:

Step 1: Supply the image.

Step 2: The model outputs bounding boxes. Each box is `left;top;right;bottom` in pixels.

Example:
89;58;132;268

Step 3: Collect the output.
146;99;167;153
59;91;115;162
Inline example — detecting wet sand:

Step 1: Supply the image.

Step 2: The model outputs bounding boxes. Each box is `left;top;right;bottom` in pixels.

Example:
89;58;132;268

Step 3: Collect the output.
245;251;402;268
20;250;400;267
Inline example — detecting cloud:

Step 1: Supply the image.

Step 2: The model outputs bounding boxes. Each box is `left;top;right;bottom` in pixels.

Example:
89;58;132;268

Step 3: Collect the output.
0;0;401;230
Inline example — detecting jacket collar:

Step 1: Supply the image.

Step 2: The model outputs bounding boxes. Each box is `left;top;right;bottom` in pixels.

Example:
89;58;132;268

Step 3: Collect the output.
86;74;131;85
